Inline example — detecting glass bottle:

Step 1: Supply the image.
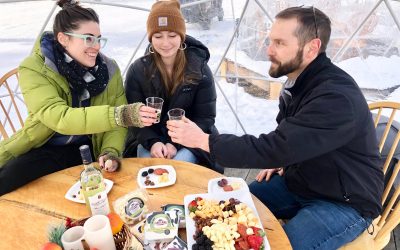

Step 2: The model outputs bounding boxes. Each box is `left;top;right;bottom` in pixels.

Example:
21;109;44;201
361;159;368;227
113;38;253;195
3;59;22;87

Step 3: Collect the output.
79;145;110;215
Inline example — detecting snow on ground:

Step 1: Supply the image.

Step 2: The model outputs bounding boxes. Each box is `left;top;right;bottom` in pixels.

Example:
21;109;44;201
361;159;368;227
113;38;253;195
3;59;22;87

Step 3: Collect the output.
0;0;398;136
335;56;400;90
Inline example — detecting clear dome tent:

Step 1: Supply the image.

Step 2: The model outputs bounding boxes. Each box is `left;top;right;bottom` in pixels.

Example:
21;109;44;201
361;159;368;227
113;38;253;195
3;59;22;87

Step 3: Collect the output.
0;0;399;138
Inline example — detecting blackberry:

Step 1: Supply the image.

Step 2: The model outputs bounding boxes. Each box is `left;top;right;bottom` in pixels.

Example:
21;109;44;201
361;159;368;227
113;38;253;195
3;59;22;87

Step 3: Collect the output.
192;231;213;250
195;234;207;244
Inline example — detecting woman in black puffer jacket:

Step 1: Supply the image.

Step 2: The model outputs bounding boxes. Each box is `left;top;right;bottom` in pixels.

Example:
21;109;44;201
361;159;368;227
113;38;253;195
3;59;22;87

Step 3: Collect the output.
124;0;219;171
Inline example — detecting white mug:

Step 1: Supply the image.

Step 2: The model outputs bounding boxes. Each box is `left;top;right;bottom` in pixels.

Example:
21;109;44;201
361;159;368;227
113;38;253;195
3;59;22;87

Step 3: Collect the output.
83;215;116;250
61;226;85;250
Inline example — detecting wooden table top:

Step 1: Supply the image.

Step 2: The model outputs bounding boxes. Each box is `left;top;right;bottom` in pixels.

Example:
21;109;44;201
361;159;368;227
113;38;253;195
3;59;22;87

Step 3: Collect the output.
0;158;291;250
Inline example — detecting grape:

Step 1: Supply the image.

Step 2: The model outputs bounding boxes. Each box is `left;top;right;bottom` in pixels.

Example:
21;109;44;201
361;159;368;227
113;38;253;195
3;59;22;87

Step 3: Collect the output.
217;178;228;187
141;171;148;177
221;178;228;186
148;168;154;174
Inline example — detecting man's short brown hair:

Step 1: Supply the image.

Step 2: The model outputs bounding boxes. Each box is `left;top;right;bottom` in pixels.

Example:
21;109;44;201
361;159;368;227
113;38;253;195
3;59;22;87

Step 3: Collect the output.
276;6;331;54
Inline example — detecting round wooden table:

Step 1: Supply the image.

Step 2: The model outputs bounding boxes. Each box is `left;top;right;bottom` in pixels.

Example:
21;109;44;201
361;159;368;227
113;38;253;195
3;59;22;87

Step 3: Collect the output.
0;158;291;249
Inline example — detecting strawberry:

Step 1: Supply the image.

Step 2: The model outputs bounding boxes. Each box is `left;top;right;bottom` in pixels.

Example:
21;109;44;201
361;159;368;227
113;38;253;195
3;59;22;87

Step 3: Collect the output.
247;235;264;250
195;197;203;202
188;200;198;213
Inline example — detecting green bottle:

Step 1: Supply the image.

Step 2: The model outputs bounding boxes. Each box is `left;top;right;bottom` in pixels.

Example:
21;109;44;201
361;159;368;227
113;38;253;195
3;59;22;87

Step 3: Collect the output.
79;145;110;215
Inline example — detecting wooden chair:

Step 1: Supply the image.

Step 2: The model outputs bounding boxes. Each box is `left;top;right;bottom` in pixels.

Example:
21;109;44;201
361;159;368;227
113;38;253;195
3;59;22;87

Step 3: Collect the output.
341;101;400;250
0;68;25;140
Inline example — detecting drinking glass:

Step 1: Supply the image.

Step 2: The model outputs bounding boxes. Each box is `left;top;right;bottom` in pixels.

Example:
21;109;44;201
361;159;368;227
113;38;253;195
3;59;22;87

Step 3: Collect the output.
168;108;185;120
146;97;164;123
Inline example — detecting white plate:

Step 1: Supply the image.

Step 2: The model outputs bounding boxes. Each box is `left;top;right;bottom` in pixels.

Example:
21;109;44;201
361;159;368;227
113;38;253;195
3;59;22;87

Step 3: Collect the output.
65;179;113;204
137;165;176;189
208;177;249;193
184;190;271;250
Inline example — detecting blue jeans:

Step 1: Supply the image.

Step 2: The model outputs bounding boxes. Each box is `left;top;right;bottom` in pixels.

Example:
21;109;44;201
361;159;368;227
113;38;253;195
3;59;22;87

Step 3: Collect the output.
137;144;198;164
249;175;372;250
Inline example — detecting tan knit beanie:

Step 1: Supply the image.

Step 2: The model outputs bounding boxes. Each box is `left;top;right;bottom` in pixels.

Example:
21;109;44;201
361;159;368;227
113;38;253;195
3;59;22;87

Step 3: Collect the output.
147;0;186;42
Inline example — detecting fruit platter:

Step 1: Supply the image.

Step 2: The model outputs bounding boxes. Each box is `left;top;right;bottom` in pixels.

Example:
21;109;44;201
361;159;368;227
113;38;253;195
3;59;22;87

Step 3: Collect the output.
137;165;176;189
208;177;249;193
184;191;270;250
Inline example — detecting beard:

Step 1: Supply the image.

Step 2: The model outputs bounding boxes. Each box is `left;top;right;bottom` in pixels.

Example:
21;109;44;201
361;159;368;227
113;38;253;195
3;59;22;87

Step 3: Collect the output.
269;47;304;78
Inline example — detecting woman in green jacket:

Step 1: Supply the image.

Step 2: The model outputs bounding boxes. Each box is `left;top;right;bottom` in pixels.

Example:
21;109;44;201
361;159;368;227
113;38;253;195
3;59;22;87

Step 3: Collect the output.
0;0;157;195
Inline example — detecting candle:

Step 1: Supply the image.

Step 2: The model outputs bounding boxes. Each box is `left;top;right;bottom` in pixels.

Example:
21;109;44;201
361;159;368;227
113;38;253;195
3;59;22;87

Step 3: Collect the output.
83;215;116;250
61;226;85;250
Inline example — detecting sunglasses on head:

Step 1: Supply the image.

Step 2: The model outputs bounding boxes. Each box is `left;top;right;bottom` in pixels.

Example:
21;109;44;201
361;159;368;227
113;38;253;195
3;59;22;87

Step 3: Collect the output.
299;5;319;39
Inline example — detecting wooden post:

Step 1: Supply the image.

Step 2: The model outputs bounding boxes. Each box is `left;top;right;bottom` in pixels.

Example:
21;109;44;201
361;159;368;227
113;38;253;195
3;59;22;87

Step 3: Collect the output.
220;59;228;81
269;81;282;100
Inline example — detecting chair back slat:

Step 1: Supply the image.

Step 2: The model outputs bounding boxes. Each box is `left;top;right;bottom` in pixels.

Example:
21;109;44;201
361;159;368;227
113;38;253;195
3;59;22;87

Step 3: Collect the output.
0;118;8;140
376;198;400;241
0;100;16;133
4;78;24;127
374;107;383;128
0;68;24;140
379;109;396;154
381;161;400;220
382;130;400;174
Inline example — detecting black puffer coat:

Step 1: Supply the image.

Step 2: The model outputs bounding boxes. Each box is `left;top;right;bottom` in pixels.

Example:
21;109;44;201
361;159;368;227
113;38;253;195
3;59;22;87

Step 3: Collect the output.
209;53;384;218
124;35;217;167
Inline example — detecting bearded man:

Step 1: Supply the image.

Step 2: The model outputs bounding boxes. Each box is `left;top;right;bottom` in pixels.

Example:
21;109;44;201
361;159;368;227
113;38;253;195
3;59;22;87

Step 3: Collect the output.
167;6;384;250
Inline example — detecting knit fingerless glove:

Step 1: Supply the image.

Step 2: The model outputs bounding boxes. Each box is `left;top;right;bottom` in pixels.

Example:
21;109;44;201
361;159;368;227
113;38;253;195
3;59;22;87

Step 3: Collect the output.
98;152;121;171
114;102;144;128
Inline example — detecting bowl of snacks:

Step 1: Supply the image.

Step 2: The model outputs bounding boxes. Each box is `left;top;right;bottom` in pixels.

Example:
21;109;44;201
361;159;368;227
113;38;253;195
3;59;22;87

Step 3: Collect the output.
208;177;249;193
137;165;176;189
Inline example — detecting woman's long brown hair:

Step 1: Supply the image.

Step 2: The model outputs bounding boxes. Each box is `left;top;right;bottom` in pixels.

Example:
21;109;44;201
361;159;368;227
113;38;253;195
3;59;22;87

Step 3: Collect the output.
152;48;186;96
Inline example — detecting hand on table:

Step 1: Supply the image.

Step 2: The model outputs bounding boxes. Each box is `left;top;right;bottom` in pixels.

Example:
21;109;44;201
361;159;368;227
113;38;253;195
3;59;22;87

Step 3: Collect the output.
151;142;168;158
165;143;177;159
98;153;120;172
167;117;210;152
256;168;284;182
139;105;158;126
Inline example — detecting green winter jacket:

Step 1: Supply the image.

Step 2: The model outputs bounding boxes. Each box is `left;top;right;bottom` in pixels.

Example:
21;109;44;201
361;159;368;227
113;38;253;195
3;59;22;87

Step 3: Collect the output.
0;33;127;167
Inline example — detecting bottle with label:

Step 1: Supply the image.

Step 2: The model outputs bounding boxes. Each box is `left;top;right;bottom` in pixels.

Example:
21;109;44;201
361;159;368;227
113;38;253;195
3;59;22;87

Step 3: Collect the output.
79;145;110;215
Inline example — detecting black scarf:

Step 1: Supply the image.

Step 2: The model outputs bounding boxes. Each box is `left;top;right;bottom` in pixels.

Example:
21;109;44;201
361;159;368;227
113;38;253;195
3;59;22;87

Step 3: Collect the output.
53;41;109;100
